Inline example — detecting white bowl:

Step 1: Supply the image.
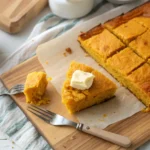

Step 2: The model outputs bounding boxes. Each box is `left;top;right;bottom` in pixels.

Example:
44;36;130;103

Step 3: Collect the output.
49;0;95;19
107;0;137;4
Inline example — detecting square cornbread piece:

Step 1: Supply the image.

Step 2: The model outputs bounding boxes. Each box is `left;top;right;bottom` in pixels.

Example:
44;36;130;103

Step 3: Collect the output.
133;17;150;29
113;19;147;44
78;29;125;67
62;61;117;113
24;72;48;105
126;63;150;107
104;2;150;31
129;30;150;60
106;47;144;85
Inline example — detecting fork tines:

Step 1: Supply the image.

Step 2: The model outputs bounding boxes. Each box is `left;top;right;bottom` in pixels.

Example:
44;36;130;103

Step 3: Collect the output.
11;84;24;93
27;105;54;123
12;84;24;89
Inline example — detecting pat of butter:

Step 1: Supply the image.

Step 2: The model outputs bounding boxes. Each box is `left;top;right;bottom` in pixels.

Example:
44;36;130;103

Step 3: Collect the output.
70;70;95;90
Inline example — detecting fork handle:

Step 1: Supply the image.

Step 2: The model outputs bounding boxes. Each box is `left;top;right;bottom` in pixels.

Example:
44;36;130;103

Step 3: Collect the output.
77;124;131;148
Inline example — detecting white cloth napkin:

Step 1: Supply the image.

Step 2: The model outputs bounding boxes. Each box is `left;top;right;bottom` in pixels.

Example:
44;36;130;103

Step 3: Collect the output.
0;1;149;150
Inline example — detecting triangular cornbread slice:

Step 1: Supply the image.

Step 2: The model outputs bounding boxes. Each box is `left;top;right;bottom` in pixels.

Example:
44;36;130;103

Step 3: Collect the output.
62;61;117;113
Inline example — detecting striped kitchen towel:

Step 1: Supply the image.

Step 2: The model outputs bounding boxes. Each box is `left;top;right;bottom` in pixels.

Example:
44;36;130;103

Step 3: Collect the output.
0;1;149;150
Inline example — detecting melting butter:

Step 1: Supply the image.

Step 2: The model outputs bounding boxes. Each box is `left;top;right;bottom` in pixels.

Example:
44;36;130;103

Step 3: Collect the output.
70;70;95;90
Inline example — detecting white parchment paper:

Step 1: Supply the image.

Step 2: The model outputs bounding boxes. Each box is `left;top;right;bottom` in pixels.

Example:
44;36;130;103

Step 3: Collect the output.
36;0;147;129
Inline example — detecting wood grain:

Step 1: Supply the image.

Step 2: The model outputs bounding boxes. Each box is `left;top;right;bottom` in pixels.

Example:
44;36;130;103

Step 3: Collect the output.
0;56;150;150
0;0;48;33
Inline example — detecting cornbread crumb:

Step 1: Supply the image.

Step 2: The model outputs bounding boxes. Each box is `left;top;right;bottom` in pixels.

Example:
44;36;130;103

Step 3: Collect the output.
66;47;72;54
85;53;89;57
103;114;107;118
63;52;67;57
47;77;52;81
142;107;150;112
63;48;73;57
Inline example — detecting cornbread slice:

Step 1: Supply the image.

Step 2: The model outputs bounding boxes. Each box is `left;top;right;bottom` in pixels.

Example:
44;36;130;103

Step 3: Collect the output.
24;72;49;105
133;17;150;29
106;48;144;85
126;64;150;107
62;61;117;113
129;30;150;60
113;19;147;44
78;29;125;67
104;2;150;30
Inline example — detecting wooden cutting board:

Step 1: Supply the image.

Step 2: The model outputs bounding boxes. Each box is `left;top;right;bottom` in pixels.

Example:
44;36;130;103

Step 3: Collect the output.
0;0;47;33
0;56;150;150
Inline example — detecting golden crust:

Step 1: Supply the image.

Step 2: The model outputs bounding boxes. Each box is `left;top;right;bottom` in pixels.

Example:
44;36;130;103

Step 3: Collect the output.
79;2;150;42
127;63;150;106
24;72;49;105
78;2;150;109
106;47;144;76
113;19;147;43
62;61;117;113
78;29;125;61
104;2;150;30
79;24;104;41
129;30;150;59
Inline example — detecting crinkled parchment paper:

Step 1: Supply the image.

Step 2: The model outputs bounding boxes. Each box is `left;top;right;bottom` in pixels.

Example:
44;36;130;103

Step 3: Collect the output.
36;0;147;129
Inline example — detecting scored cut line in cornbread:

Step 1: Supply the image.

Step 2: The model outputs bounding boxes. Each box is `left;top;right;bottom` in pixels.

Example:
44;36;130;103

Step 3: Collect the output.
113;19;147;44
105;47;145;87
62;61;117;113
129;30;150;60
104;2;150;45
78;2;150;109
106;47;145;75
126;63;150;107
104;2;150;30
78;29;125;67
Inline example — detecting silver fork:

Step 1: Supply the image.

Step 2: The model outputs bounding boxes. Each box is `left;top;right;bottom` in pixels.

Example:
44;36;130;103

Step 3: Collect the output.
28;105;131;148
0;84;24;96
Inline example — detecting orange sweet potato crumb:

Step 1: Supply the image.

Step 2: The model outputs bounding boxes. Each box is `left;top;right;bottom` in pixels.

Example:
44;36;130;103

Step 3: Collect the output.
142;107;150;112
